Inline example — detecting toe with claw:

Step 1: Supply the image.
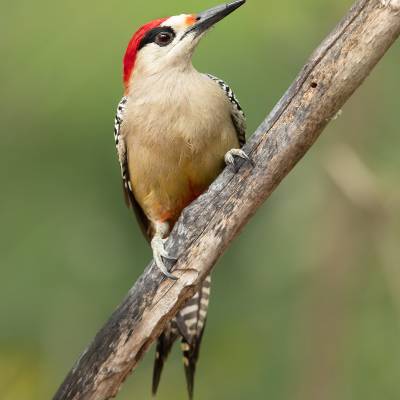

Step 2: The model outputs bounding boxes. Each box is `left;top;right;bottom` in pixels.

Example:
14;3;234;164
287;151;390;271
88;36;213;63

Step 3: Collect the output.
224;148;254;171
151;235;178;280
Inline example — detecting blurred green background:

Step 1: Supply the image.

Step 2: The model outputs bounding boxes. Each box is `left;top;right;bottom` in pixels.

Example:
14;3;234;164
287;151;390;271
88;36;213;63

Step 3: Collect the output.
1;0;399;399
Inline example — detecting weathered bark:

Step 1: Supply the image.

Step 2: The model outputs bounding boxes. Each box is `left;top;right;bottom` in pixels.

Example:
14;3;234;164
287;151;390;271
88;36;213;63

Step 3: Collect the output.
53;1;400;399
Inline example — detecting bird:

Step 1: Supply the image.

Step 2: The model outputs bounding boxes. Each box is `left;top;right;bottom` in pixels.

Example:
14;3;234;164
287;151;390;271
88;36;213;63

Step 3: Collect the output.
113;1;249;398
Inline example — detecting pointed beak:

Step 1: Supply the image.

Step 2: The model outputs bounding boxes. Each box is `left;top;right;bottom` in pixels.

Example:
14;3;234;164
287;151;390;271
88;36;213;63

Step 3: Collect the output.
183;0;246;39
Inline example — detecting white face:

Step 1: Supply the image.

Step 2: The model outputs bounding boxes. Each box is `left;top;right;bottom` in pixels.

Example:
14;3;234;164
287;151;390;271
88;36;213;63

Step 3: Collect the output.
129;1;246;82
134;14;204;77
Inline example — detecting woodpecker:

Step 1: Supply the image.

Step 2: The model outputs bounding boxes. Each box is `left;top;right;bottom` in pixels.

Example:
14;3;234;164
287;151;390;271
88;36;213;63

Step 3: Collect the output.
113;1;248;398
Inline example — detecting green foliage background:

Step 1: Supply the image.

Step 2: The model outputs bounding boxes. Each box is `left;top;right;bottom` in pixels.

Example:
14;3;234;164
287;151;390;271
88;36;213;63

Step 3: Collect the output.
1;1;399;399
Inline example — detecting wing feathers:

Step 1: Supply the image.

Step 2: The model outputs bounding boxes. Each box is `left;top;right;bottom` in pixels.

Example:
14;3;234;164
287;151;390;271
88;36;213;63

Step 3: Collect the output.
113;96;151;239
206;73;246;147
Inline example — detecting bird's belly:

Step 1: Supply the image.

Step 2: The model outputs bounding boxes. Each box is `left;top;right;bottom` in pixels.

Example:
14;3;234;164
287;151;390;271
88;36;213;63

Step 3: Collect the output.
127;128;238;225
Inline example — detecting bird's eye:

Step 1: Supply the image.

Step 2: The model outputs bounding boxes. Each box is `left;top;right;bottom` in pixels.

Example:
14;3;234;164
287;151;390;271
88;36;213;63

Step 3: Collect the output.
155;31;174;46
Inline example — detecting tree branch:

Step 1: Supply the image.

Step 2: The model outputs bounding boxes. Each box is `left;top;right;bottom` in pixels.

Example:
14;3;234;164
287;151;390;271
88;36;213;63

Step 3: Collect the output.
53;1;400;399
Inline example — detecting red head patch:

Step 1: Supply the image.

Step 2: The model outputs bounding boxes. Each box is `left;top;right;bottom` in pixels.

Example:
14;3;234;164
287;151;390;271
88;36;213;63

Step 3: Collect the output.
123;18;167;92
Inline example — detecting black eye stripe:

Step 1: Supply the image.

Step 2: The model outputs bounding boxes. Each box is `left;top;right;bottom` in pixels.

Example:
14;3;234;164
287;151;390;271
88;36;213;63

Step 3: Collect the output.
139;27;175;50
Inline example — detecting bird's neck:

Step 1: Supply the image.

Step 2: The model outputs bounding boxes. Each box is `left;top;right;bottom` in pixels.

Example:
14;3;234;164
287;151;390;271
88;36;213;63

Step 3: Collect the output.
127;63;201;100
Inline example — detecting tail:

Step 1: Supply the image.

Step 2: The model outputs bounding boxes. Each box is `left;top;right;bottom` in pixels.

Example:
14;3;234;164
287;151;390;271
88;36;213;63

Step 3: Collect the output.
152;322;178;396
181;325;206;400
151;275;211;399
176;275;211;399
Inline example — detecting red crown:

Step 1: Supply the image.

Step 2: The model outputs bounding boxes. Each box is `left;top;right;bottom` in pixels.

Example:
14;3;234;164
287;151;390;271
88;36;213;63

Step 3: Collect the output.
123;18;167;92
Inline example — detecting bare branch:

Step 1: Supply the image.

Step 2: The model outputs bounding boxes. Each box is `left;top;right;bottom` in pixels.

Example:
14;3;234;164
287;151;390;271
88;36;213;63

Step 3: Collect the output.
53;1;400;399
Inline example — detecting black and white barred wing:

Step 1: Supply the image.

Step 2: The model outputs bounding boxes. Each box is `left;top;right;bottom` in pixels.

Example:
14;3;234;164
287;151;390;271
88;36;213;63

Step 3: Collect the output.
206;73;246;147
113;96;150;237
114;96;129;189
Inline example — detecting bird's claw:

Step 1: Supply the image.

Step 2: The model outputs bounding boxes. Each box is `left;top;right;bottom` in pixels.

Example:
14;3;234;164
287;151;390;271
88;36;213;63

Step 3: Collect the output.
224;148;254;171
151;236;178;280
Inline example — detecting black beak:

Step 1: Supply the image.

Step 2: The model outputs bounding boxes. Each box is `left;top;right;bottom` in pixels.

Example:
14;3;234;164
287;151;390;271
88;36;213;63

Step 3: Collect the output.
183;0;246;39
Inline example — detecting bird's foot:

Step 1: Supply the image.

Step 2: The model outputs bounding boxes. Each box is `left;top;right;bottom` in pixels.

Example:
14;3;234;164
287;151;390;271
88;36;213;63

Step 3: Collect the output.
151;235;178;280
224;148;254;171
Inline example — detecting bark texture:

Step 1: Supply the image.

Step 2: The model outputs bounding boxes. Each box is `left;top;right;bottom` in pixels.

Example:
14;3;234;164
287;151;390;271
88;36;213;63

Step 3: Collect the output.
54;1;400;399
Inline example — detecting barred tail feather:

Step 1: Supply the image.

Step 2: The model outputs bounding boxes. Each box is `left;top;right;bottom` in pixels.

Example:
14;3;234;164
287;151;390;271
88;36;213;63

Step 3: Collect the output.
177;275;211;399
152;322;178;396
181;326;206;400
152;275;211;399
